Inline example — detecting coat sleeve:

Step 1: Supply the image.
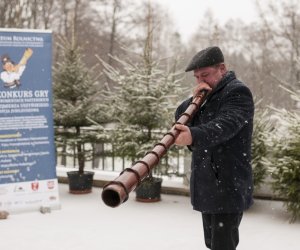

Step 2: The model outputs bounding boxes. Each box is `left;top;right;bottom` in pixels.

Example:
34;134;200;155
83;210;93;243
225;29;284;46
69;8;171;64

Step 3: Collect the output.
189;84;254;148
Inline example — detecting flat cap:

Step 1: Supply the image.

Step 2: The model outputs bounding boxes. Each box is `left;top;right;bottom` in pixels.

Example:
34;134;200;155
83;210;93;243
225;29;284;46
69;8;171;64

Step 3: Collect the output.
185;46;224;72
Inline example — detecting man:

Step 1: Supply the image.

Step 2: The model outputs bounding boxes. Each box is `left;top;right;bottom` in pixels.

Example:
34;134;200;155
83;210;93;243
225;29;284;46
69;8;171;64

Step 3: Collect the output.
1;48;33;88
174;46;254;250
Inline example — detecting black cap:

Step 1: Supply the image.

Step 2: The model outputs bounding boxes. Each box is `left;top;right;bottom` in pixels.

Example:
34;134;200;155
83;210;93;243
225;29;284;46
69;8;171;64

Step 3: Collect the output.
185;46;224;72
1;54;12;65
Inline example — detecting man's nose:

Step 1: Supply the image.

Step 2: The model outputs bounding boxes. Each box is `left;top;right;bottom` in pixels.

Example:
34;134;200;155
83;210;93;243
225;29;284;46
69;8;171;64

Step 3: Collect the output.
197;78;203;84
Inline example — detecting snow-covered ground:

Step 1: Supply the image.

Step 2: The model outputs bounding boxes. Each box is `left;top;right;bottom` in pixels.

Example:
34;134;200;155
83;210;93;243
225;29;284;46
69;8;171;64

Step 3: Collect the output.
0;183;299;250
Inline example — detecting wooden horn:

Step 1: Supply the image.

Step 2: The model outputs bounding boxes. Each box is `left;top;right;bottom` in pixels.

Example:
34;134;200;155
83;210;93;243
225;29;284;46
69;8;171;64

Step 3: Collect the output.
101;90;209;207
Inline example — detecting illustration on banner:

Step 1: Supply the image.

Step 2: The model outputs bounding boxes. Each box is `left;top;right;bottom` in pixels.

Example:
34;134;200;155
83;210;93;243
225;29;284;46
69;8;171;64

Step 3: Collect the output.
0;48;33;88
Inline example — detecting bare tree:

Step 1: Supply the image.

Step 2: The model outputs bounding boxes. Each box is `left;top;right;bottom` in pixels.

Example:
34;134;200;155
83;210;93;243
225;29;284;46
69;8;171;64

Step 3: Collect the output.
0;0;54;29
256;0;300;90
189;10;221;51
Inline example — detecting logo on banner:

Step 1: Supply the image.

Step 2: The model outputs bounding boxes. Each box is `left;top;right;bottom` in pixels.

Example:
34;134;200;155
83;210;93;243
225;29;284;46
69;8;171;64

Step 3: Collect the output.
31;181;39;191
47;181;55;189
14;185;25;192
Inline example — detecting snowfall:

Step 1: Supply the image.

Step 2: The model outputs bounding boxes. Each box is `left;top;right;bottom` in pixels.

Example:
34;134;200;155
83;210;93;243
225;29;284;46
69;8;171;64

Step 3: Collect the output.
0;183;299;250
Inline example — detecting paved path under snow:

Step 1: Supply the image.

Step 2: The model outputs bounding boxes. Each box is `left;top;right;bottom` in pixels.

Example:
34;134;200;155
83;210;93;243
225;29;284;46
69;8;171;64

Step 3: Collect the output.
0;184;299;250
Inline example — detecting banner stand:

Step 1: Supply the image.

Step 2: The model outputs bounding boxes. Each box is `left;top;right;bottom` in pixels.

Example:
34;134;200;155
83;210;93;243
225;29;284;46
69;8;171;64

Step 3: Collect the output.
0;28;60;213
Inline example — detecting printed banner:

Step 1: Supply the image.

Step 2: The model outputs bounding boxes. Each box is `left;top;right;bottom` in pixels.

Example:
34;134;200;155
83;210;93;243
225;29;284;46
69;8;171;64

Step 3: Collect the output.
0;29;60;213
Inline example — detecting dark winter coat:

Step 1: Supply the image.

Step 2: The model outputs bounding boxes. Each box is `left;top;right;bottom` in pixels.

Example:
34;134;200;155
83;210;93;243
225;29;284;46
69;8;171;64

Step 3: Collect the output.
175;71;254;213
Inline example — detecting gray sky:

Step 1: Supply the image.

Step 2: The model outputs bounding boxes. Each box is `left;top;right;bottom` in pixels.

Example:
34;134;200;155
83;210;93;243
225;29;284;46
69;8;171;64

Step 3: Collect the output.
155;0;258;42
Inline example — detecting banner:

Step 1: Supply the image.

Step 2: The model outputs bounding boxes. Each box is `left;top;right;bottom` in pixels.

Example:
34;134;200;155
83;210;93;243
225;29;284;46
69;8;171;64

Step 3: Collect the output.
0;29;60;213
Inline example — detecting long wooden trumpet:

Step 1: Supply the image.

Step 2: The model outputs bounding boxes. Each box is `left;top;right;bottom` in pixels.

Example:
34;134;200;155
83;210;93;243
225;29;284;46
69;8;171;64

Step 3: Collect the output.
101;90;209;207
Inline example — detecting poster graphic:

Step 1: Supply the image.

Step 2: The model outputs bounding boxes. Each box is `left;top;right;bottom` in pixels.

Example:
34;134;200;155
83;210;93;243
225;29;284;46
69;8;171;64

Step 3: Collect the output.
1;48;33;88
0;29;60;213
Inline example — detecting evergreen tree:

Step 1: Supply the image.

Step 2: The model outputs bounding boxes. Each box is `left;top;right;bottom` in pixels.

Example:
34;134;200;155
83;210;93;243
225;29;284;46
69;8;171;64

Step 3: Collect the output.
251;107;273;190
99;3;186;177
53;38;92;127
101;56;184;164
270;104;300;222
53;37;105;173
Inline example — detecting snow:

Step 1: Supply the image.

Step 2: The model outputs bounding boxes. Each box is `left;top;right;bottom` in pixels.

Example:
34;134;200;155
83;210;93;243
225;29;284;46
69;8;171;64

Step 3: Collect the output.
0;183;299;250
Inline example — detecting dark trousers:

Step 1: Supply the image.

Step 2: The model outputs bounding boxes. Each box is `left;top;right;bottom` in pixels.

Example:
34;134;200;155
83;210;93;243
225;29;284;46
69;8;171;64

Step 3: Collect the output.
201;213;243;250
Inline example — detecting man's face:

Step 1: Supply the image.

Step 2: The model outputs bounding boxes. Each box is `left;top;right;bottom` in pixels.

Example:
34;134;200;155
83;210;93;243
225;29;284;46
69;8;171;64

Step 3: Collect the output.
3;61;14;72
193;64;226;89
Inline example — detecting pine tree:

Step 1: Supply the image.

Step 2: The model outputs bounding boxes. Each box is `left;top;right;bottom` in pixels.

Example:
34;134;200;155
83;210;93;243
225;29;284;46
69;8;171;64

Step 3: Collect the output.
251;107;273;190
99;4;186;176
53;38;92;127
101;56;183;161
270;104;300;222
53;37;102;173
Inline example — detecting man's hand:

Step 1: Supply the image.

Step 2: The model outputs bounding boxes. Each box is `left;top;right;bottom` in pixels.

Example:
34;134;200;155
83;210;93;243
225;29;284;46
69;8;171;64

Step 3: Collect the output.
174;124;192;146
193;82;212;97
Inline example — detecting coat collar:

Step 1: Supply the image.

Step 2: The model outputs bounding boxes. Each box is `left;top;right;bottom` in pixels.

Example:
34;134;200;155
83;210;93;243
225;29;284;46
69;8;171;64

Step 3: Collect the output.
206;71;236;100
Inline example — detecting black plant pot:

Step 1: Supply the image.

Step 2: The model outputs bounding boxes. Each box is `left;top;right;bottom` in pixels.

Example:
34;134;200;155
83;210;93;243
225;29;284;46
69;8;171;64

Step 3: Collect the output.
135;177;162;202
67;171;94;194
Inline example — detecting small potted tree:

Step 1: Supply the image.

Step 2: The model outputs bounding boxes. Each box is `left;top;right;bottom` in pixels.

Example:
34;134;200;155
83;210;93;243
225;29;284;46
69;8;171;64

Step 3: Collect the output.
53;36;99;194
100;41;184;202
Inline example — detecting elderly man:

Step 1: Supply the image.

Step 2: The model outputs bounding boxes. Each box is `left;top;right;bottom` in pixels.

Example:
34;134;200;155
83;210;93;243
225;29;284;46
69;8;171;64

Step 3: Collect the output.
175;46;254;250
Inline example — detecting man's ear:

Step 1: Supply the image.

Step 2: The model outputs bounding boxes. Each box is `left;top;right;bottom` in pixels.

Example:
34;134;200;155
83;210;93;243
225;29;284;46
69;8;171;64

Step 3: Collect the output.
220;63;227;73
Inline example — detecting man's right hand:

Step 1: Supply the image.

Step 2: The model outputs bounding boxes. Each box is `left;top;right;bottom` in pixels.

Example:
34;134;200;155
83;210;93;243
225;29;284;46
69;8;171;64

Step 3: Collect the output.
193;82;212;97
